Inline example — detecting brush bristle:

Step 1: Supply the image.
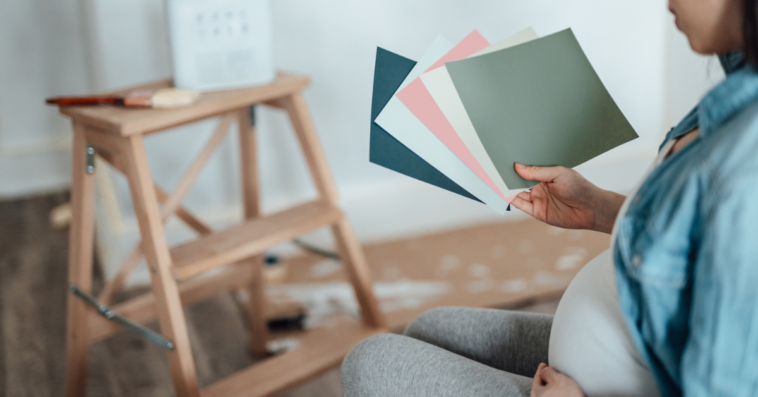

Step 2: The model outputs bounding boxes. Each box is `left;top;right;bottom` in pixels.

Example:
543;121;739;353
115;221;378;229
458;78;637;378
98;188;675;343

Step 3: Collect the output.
151;88;200;108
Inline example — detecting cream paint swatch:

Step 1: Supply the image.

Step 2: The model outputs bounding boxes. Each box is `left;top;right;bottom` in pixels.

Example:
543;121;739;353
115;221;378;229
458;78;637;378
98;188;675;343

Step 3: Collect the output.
421;28;539;195
375;34;510;214
471;27;539;57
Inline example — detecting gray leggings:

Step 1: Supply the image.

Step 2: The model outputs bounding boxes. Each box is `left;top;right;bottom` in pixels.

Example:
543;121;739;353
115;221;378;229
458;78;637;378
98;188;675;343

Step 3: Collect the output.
341;307;553;397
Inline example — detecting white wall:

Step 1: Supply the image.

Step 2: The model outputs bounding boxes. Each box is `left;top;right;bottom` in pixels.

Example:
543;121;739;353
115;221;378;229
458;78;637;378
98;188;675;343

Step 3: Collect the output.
0;0;721;286
0;0;92;197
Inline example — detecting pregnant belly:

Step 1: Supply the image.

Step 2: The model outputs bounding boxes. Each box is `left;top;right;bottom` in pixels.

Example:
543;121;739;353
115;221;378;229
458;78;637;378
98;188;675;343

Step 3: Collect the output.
548;249;660;397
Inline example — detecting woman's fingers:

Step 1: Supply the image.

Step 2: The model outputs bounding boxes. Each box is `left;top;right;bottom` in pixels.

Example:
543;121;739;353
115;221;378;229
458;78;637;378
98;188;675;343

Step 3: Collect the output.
509;195;533;216
530;374;541;396
531;363;547;394
539;366;560;384
515;163;564;183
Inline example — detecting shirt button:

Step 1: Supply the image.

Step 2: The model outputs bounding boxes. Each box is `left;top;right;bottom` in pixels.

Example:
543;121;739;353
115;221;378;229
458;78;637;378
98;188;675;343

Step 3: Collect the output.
632;255;642;267
633;195;640;204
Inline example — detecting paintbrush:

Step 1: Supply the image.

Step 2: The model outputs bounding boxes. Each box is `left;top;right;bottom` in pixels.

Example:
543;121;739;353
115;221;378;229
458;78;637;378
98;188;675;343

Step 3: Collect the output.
46;88;200;109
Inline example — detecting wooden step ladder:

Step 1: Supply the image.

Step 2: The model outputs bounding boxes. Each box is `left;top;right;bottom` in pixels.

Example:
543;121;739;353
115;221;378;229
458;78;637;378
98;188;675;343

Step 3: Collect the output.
55;73;387;397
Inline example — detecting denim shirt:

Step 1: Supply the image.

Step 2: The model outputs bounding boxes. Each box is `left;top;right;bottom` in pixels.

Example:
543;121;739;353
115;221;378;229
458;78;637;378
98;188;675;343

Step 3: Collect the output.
614;52;758;396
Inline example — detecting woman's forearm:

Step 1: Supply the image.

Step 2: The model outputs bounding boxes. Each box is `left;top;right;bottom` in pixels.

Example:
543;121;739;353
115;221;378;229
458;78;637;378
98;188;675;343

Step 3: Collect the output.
592;190;626;234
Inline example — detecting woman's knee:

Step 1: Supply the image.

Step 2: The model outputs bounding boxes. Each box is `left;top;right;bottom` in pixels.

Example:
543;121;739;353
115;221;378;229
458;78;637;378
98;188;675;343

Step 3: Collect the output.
343;334;398;369
403;306;458;339
341;334;406;395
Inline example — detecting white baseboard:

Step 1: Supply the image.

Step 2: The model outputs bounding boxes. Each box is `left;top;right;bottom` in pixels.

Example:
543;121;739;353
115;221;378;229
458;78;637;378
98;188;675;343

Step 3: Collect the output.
0;148;72;199
94;151;656;288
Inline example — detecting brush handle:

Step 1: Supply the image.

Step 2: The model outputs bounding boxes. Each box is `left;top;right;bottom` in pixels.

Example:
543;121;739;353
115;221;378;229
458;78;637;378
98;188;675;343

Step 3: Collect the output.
46;96;125;106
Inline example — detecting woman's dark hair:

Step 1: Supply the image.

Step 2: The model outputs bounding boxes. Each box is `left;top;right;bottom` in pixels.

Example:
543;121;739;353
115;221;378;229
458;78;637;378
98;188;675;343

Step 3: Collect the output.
744;0;758;65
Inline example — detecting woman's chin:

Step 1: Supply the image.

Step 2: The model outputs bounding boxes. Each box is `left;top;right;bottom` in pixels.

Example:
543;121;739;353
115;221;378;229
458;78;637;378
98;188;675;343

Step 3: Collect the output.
686;37;717;56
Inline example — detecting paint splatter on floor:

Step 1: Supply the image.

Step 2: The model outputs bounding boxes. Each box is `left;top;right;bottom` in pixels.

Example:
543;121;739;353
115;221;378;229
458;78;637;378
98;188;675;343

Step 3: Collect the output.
281;217;610;328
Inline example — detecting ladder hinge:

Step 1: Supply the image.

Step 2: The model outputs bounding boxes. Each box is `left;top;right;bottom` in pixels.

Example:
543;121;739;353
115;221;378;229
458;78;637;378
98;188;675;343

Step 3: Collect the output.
86;145;95;174
248;105;256;127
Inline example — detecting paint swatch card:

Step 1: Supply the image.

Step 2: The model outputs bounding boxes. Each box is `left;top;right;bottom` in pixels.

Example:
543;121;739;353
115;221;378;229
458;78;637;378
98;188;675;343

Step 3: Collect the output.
395;31;522;202
446;28;638;189
375;35;511;214
369;47;481;202
419;28;539;200
369;27;638;213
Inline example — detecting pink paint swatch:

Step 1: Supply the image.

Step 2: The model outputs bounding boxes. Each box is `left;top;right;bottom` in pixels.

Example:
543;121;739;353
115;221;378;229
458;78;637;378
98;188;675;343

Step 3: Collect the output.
425;30;489;72
397;30;516;202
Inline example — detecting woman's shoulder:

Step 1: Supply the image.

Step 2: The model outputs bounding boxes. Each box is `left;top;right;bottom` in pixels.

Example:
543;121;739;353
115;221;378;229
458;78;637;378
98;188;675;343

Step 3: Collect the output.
700;99;758;195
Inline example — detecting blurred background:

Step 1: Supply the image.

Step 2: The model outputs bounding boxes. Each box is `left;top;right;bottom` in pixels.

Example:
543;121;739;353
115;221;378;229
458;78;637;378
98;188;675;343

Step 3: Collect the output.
0;0;724;395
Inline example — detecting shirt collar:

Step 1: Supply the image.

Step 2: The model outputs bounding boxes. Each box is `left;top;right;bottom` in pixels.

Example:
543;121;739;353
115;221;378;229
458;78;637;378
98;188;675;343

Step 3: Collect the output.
719;51;746;74
698;52;758;137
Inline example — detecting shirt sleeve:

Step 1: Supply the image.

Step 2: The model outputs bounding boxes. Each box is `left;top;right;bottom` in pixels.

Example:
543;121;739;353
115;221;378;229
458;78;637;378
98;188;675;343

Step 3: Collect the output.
681;174;758;396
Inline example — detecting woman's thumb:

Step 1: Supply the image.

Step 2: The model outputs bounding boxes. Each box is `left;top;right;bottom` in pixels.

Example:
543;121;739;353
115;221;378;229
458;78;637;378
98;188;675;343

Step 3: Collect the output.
515;163;562;183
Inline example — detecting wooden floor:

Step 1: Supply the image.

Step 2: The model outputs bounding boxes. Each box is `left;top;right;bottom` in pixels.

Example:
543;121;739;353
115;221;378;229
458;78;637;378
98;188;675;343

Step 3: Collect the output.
0;192;344;396
0;192;609;397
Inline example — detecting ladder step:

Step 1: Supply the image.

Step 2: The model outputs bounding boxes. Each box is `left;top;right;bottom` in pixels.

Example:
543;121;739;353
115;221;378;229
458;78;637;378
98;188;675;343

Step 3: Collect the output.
88;262;254;343
171;201;342;281
201;319;385;397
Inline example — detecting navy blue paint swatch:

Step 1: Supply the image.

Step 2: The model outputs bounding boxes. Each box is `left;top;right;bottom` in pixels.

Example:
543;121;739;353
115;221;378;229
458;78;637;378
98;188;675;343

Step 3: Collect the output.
370;47;480;202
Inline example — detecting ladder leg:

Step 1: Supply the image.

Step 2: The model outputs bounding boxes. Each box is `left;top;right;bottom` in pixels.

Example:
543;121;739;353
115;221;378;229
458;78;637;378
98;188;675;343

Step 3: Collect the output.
120;135;200;397
281;92;386;329
64;123;97;397
280;92;340;204
238;106;269;357
331;217;386;328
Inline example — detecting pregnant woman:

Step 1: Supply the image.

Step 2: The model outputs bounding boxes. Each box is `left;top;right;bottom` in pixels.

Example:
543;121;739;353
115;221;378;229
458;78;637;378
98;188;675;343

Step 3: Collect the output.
341;0;758;395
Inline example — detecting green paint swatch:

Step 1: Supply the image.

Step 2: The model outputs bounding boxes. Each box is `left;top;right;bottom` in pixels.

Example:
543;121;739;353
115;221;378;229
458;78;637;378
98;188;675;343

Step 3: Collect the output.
446;28;638;189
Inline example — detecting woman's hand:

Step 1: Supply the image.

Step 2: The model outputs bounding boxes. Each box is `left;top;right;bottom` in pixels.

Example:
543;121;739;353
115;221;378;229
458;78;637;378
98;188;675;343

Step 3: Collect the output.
530;363;585;397
510;164;626;234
